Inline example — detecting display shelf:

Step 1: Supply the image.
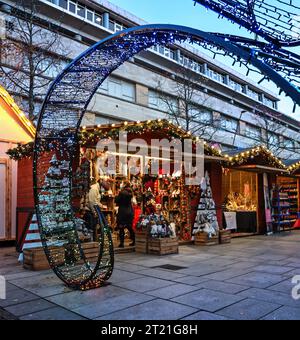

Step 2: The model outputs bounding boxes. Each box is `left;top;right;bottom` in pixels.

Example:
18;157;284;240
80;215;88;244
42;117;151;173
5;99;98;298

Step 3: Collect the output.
271;183;296;233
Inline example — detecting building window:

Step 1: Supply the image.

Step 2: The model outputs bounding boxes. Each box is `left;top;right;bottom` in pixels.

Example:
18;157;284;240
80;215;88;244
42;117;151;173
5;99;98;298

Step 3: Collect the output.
207;68;226;83
58;0;68;10
69;1;76;14
77;5;85;18
245;124;262;140
284;138;295;151
86;10;94;22
229;79;244;93
94;14;102;25
248;88;261;102
220;115;238;133
268;132;280;146
148;90;178;113
264;97;276;109
99;77;135;102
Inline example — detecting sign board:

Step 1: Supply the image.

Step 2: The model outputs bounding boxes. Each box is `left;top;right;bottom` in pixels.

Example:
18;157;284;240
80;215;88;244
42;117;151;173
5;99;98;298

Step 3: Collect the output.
224;212;237;230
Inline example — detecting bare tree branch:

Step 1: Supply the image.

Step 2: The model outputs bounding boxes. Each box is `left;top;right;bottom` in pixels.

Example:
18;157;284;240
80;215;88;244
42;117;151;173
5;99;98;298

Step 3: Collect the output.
0;0;70;122
155;66;219;142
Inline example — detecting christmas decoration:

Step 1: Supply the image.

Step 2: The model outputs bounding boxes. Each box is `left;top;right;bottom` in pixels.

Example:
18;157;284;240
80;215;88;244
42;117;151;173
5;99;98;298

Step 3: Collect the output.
193;171;219;238
30;21;300;289
224;146;285;169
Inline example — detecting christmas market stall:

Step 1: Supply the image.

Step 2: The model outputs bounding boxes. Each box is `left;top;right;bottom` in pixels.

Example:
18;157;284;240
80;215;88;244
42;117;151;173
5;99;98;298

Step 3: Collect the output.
0;86;35;243
275;160;300;231
9;119;226;254
78;120;225;249
222;146;288;236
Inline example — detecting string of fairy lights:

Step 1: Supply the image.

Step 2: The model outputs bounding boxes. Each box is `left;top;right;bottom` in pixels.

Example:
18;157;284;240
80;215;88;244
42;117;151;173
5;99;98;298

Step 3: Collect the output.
193;0;300;46
190;2;300;111
8;119;295;172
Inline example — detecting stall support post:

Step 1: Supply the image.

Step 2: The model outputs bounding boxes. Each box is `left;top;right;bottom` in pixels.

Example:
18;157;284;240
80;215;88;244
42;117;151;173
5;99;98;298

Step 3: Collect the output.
210;163;223;229
257;173;266;234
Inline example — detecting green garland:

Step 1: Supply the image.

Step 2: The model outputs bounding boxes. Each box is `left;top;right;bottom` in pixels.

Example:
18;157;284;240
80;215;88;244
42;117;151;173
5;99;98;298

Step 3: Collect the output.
7;120;222;160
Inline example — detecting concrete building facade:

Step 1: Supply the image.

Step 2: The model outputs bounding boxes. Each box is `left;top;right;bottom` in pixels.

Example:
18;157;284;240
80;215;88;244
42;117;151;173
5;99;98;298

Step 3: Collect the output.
1;0;300;159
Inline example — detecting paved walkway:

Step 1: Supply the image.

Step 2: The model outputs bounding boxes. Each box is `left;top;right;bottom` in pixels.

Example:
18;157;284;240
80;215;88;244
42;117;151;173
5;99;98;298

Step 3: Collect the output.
1;232;300;320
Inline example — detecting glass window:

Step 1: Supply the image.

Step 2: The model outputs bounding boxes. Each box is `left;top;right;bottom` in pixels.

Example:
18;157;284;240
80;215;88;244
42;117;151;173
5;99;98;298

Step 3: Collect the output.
94;14;102;25
58;0;68;10
220;116;238;133
248;88;260;101
115;24;123;32
268;133;280;146
77;5;85;18
207;68;225;83
284;139;295;151
245;124;261;140
86;10;94;22
229;79;244;93
109;20;115;31
69;1;76;14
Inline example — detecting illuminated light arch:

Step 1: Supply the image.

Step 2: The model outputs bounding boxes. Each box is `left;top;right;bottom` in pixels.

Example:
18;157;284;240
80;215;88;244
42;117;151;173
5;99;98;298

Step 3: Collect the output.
34;24;300;290
193;0;300;47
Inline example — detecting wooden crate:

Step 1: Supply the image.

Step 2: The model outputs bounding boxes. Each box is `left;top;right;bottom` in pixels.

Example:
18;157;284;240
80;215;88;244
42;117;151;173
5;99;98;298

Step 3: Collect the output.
135;233;148;254
81;242;100;263
64;242;100;265
148;238;179;255
219;230;231;244
194;233;219;246
23;246;65;271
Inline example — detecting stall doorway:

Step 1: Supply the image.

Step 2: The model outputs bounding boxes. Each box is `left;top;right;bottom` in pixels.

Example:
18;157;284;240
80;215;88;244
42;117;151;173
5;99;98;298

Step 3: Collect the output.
0;159;8;240
222;169;258;236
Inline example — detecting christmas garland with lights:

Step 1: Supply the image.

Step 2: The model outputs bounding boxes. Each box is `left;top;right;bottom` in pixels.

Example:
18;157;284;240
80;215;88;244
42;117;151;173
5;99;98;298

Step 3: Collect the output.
7;120;223;160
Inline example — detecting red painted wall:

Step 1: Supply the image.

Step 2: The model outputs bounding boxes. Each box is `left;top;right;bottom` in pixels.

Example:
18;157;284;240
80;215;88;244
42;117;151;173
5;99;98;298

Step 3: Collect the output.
210;162;223;229
17;157;34;244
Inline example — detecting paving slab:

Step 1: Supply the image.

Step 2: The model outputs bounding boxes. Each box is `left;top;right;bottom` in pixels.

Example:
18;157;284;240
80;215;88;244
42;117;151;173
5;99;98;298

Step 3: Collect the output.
96;299;197;320
0;289;39;308
4;299;55;317
217;298;280;320
238;288;300;308
146;283;199;299
113;277;174;293
73;292;154;319
262;306;300;320
181;311;230;320
47;285;132;310
196;280;249;295
20;306;87;320
136;268;186;281
172;289;244;313
252;265;293;275
226;272;285;289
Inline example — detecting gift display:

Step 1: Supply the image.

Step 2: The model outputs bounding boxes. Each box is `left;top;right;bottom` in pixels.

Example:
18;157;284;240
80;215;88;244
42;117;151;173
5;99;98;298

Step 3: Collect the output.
193;171;219;243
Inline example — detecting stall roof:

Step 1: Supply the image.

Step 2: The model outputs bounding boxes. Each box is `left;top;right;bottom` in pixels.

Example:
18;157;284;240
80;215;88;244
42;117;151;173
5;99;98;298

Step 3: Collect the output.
0;86;35;142
81;119;226;160
285;159;300;174
222;145;286;172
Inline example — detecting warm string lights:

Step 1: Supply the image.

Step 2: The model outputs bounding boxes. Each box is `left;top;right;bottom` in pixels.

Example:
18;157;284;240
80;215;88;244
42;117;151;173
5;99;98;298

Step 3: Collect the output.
0;85;36;137
7;119;223;160
223;145;286;169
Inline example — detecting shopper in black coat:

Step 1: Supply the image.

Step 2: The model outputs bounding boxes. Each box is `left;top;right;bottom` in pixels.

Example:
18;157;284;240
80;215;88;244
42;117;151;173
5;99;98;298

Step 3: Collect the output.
115;182;135;248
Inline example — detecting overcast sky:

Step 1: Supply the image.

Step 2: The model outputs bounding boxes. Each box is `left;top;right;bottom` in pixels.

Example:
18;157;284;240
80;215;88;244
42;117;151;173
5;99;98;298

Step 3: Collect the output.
108;0;300;119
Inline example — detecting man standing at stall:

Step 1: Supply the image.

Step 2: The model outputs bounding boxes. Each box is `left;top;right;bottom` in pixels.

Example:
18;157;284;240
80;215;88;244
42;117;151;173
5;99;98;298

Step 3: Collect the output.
84;179;109;234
